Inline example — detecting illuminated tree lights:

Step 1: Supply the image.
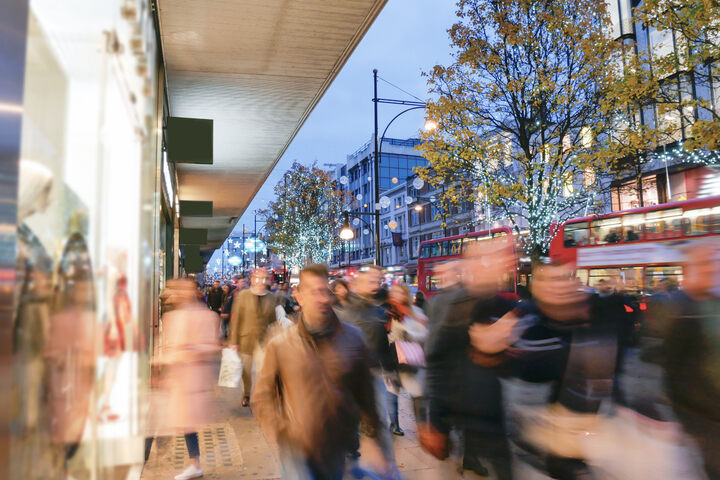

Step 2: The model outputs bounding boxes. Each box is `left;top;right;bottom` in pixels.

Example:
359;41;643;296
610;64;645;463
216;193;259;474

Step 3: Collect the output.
261;162;350;268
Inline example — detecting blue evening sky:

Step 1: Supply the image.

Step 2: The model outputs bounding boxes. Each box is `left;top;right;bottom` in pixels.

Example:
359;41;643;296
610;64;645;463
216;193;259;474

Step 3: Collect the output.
227;0;457;243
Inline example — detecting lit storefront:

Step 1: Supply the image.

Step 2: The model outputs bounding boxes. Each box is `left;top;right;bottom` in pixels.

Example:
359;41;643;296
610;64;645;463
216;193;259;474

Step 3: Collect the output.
12;0;166;477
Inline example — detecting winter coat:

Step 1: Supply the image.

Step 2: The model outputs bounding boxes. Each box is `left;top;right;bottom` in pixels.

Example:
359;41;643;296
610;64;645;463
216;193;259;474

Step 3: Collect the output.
339;292;396;372
252;313;382;477
425;287;516;433
229;289;278;355
155;303;220;433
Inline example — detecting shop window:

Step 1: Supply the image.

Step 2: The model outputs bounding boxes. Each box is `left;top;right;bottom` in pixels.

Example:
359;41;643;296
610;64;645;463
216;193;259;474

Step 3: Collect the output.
563;221;589;247
645;208;683;239
425;275;440;291
592;218;622;245
622;214;644;242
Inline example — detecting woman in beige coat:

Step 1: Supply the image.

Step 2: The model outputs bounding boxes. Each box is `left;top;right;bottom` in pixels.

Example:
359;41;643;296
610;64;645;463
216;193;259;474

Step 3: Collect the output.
156;279;220;480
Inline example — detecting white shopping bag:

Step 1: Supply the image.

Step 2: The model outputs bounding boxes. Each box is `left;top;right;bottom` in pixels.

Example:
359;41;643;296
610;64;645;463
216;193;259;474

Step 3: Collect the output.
218;347;242;388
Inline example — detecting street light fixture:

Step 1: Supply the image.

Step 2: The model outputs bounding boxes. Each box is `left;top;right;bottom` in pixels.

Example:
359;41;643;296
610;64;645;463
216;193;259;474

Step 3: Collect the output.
373;68;435;266
340;214;355;240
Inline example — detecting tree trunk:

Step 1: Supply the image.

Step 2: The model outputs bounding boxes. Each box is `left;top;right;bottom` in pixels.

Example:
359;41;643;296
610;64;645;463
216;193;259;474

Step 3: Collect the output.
636;174;644;208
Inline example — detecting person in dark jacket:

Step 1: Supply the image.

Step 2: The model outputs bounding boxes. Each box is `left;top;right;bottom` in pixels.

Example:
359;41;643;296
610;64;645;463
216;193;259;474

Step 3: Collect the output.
340;266;395;373
206;280;223;313
424;241;517;479
662;242;720;480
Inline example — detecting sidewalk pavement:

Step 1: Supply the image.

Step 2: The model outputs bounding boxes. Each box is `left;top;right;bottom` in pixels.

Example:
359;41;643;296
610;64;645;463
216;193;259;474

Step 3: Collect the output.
140;384;481;480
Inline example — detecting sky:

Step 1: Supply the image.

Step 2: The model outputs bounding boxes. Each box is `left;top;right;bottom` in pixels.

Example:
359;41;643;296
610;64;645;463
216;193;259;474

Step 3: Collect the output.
223;0;458;250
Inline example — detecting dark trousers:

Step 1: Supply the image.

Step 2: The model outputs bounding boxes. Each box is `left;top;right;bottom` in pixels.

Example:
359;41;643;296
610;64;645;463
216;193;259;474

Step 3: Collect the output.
464;429;513;480
144;432;200;461
185;432;200;458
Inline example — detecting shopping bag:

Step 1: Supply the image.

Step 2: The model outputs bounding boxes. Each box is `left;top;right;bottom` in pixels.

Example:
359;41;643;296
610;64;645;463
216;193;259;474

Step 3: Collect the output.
218;347;242;388
395;340;425;367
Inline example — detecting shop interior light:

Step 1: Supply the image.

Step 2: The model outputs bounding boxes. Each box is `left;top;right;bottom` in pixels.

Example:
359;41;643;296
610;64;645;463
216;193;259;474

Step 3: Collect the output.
414;204;423;212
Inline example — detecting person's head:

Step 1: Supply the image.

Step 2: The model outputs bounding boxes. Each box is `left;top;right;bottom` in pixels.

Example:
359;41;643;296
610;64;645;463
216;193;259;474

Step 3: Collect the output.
213;280;220;289
596;279;613;295
354;265;383;298
331;279;350;303
462;238;515;296
435;260;460;290
250;269;268;291
296;264;333;327
163;278;201;307
389;283;412;307
531;260;589;322
222;284;230;294
683;241;720;300
279;283;289;292
414;290;425;306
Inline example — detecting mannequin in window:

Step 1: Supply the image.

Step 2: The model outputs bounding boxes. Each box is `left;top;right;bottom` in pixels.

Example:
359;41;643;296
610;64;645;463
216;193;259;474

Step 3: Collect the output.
12;159;55;479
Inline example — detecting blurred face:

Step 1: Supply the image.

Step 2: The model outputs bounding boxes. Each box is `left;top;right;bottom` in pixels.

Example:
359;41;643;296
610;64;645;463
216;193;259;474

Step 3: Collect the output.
531;263;589;321
296;273;333;326
356;269;382;298
251;271;268;289
462;241;514;296
389;285;409;306
213;281;220;289
222;285;230;294
596;280;612;295
684;244;720;300
334;283;349;302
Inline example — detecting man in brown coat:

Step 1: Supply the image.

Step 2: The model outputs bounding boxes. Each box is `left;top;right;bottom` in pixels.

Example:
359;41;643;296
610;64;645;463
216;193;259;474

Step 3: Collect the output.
252;264;392;480
229;269;277;406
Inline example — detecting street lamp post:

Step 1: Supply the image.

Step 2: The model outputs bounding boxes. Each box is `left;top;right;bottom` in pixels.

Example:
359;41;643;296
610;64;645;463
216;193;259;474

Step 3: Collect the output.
372;69;435;266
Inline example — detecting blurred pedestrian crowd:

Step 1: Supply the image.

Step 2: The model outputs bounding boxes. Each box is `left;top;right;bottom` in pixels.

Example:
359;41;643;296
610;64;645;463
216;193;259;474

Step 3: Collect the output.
155;237;720;480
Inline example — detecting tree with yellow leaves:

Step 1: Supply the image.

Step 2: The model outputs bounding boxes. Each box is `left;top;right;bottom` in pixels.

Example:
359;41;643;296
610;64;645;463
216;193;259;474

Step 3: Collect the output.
419;0;620;258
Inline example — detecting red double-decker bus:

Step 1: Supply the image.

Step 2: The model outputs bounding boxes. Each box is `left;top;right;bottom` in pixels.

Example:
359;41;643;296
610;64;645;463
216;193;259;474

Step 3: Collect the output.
549;196;720;295
417;227;530;298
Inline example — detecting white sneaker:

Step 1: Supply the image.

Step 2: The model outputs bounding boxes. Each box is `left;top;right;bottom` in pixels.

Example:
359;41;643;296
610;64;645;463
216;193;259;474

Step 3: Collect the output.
174;464;203;480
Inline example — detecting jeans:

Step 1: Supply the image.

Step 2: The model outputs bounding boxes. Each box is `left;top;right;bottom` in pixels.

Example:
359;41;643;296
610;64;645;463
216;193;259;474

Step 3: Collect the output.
386;389;399;427
185;432;200;459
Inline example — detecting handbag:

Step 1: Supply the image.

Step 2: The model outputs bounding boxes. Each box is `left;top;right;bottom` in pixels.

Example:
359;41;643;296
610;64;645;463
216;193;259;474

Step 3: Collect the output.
394;340;425;367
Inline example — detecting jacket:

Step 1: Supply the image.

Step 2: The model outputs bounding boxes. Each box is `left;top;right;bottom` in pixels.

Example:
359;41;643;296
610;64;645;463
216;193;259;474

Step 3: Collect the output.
339;292;396;371
229;288;278;354
425;287;516;433
251;313;382;475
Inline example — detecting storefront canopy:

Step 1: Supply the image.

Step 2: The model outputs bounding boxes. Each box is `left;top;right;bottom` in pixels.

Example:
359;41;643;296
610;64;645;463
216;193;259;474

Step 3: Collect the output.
158;0;387;249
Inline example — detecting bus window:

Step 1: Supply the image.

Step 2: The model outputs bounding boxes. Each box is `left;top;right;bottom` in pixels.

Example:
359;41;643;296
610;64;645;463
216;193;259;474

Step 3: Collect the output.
425;275;440;291
448;238;463;256
645;265;682;294
619;267;643;296
592;218;622;245
419;244;432;258
462;236;479;253
563;221;589;247
588;268;620;289
622;214;644;242
683;208;712;236
430;242;442;257
645;209;682;239
575;268;589;285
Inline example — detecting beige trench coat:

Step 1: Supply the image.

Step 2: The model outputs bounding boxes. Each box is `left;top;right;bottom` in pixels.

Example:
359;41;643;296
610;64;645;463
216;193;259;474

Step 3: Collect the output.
229;289;277;355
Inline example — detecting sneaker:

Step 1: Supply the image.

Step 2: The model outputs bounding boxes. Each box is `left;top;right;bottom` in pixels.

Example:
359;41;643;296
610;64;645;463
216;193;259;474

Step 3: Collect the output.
174;464;203;480
390;423;404;436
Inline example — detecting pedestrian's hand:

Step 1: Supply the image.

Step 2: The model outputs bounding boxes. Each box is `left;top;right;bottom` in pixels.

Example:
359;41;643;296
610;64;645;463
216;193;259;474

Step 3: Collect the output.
469;310;518;355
